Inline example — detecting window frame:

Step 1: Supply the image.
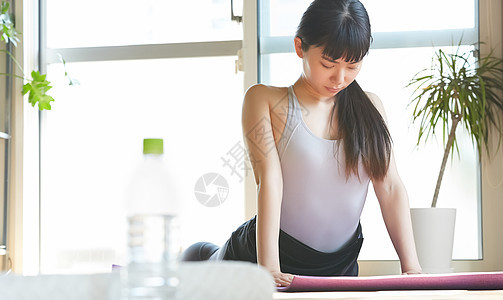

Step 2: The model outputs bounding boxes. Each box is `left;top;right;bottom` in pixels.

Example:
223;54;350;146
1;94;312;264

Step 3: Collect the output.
0;42;12;269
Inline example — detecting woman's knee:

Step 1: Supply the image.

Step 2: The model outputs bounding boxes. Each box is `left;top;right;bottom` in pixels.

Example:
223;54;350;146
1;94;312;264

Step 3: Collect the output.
181;242;220;261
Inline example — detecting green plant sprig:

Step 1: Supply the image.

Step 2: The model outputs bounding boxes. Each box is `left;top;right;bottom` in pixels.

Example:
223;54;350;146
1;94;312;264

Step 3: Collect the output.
1;0;55;110
0;1;19;46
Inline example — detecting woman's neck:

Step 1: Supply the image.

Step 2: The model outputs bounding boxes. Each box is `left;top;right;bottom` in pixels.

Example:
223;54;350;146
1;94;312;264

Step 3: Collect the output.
293;76;335;105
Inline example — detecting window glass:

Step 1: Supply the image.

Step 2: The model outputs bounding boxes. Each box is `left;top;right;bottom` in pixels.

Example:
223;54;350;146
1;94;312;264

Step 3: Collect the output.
46;0;242;48
361;0;475;32
263;0;476;37
263;0;310;36
41;57;244;273
358;46;480;260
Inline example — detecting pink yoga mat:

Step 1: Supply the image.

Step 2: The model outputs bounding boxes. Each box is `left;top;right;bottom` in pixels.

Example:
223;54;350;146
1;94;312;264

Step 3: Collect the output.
277;272;503;292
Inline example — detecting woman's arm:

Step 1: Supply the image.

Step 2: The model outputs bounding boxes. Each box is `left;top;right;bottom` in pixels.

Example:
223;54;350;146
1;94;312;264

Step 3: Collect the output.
242;84;294;286
372;152;422;274
367;92;422;274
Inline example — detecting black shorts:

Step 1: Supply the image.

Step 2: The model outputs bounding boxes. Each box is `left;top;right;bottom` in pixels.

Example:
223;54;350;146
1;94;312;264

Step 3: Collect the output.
218;215;363;276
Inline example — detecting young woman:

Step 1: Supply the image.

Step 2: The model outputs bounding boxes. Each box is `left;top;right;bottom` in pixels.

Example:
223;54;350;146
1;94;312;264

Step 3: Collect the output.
182;0;422;287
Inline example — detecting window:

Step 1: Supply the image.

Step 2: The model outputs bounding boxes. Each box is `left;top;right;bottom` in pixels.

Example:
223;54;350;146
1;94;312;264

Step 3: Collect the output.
46;0;242;48
31;0;482;274
39;0;245;274
258;0;480;260
1;39;12;270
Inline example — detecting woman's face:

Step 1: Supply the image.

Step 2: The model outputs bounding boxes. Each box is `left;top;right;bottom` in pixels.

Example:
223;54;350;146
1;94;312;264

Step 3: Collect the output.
294;37;363;97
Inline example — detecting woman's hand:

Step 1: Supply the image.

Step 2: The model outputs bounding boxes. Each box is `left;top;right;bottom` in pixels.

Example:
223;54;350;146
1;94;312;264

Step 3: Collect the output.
270;270;294;287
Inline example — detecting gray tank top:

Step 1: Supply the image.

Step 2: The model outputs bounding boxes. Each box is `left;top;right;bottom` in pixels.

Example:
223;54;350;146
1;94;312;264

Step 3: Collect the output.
277;86;370;253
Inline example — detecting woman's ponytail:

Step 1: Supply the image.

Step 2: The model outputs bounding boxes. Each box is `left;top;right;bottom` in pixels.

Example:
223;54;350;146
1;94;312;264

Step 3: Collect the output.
334;81;392;181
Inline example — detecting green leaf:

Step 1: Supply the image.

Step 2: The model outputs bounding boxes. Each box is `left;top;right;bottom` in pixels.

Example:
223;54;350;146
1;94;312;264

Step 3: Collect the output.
57;53;80;86
0;1;19;45
22;70;55;110
1;1;9;14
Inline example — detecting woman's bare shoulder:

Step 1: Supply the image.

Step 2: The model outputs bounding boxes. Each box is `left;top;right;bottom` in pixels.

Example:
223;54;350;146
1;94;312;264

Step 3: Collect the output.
365;91;388;122
244;84;288;106
242;84;288;121
364;91;381;106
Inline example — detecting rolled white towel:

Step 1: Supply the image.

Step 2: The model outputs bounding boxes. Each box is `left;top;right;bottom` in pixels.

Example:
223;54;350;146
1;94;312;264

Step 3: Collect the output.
0;261;274;300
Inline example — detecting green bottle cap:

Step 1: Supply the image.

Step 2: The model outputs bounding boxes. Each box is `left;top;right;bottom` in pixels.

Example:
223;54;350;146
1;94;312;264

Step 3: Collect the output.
143;138;163;154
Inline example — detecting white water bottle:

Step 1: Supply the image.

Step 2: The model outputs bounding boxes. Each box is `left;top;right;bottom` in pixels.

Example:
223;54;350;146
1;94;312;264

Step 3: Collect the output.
122;138;181;300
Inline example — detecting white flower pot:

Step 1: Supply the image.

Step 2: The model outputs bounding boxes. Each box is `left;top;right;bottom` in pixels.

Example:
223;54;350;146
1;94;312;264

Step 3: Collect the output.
410;208;456;274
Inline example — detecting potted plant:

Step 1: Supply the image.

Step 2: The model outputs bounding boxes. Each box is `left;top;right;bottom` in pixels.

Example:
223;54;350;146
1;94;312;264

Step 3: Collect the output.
407;43;503;273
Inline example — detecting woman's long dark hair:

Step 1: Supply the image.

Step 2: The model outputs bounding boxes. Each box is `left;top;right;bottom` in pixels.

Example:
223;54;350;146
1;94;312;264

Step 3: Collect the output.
296;0;392;181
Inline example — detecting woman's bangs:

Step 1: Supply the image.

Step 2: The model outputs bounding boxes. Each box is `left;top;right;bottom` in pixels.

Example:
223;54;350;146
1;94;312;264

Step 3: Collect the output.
321;26;370;62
